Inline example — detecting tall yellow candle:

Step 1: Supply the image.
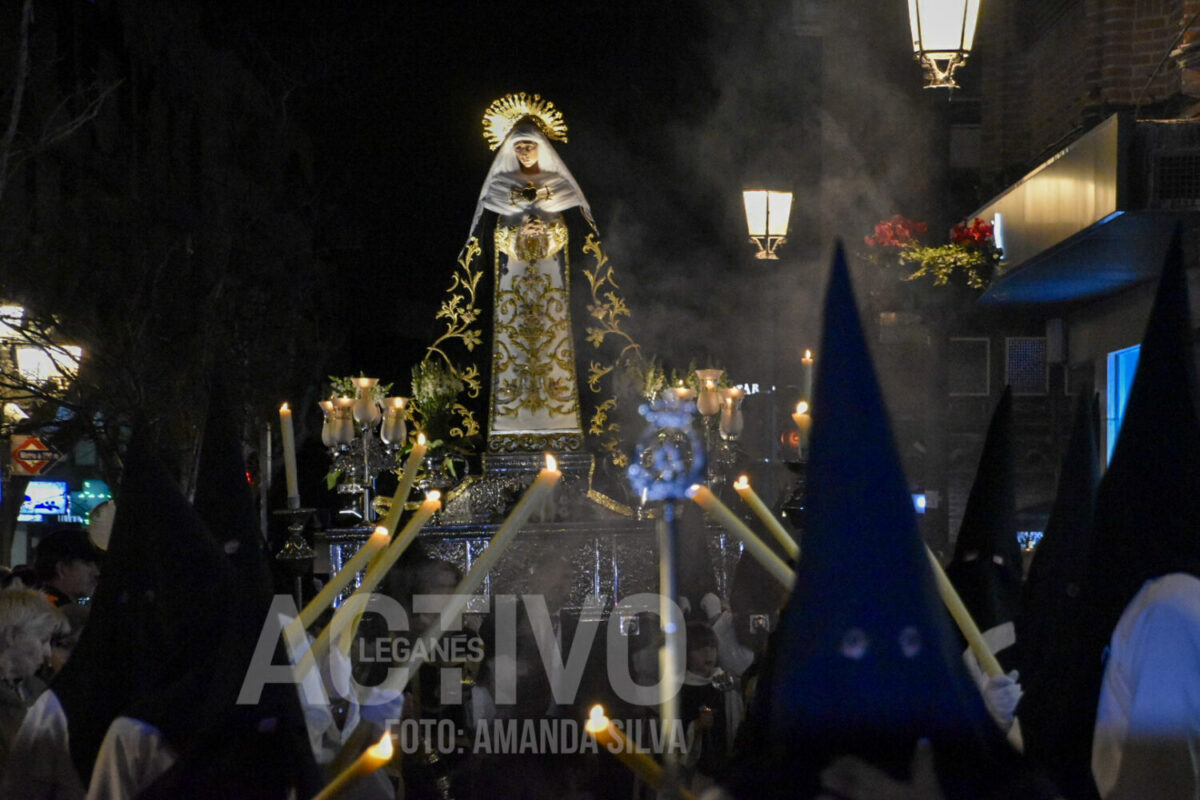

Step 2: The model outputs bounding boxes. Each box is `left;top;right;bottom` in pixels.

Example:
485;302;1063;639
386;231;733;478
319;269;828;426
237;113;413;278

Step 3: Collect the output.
312;730;393;800
297;491;442;679
584;705;698;800
398;456;561;674
279;403;300;508
688;484;795;590
732;475;800;561
394;432;428;512
924;545;1003;678
286;526;389;641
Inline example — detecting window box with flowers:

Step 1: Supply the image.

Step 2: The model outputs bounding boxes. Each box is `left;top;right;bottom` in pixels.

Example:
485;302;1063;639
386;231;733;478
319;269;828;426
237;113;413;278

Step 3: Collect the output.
864;215;1003;291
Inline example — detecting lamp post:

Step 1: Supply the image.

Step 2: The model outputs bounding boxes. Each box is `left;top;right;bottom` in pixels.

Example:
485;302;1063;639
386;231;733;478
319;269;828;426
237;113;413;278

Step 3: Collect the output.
907;0;981;89
742;189;793;260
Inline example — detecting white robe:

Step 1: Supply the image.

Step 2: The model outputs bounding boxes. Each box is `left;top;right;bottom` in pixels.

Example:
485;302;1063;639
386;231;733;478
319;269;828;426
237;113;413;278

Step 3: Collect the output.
0;690;86;800
1092;572;1200;800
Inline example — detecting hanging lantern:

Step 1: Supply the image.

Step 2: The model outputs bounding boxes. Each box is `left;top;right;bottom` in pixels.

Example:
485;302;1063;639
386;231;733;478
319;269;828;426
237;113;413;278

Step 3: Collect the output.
742;189;793;260
908;0;981;89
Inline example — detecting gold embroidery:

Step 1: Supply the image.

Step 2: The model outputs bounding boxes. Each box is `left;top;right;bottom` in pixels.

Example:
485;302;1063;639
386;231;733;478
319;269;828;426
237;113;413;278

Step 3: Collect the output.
496;218;568;262
482;93;568;151
489;220;582;440
428;238;485;365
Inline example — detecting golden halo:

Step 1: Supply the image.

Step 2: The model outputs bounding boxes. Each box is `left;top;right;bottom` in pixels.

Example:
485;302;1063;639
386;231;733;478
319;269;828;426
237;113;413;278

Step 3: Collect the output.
481;92;568;151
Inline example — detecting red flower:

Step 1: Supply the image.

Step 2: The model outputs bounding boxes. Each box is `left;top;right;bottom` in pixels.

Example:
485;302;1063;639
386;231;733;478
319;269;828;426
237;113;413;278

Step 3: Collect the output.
864;215;928;248
951;217;994;247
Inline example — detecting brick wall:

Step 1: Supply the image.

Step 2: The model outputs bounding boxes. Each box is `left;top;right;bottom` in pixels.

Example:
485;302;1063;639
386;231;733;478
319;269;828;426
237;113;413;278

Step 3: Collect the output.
980;0;1187;180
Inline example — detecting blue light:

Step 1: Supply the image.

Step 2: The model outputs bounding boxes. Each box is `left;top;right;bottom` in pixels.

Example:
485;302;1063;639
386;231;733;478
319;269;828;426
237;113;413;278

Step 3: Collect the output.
912;493;927;514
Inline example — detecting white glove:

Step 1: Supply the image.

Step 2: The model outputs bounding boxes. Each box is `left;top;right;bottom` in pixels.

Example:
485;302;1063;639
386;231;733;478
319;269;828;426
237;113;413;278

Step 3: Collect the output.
980;669;1022;732
700;593;723;621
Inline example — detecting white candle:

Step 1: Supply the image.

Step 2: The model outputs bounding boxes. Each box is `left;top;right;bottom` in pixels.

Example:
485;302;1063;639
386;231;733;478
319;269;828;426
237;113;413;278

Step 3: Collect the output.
733;475;800;560
286;526;390;641
279;403;300;508
792;401;812;457
400;456;562;673
802;349;814;400
300;491;442;676
394;433;428;510
312;730;394;800
688;484;794;590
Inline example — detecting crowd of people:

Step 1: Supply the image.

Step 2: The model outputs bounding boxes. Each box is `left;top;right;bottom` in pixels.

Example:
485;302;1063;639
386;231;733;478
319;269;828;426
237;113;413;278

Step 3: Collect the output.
0;237;1196;800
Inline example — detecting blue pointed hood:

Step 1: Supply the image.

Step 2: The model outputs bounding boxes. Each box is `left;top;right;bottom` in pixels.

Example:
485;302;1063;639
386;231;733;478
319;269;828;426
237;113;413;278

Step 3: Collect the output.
732;243;1040;799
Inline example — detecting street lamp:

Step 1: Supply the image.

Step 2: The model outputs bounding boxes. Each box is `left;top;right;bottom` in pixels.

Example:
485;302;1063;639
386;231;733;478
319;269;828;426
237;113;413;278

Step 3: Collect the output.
742;189;793;260
908;0;981;89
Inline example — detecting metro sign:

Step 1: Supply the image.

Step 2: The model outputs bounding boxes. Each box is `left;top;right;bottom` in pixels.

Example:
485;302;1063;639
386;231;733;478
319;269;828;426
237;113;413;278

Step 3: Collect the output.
10;436;63;476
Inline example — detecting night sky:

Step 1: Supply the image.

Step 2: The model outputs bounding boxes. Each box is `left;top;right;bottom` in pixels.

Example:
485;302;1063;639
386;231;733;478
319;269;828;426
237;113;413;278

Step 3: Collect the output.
234;1;933;390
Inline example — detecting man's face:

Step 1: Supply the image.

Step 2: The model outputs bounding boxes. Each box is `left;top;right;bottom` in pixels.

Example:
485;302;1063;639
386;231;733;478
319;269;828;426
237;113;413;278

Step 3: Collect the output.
55;559;100;598
513;140;539;170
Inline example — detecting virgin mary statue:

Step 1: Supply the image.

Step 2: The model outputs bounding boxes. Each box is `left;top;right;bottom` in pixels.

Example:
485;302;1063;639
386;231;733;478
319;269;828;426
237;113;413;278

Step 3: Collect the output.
423;93;642;504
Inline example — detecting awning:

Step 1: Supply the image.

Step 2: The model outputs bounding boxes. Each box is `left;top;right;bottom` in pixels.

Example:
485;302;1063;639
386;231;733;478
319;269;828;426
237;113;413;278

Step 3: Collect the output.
973;113;1200;306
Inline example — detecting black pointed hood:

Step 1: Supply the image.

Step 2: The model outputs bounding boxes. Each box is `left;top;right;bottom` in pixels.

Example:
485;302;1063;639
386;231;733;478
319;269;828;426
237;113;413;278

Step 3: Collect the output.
1087;225;1200;622
52;428;234;779
946;387;1023;635
192;373;271;599
1016;391;1101;800
137;377;323;799
730;244;1045;799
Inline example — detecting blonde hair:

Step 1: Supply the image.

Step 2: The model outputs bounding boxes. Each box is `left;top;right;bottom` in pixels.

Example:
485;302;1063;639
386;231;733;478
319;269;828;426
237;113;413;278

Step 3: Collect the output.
0;583;66;641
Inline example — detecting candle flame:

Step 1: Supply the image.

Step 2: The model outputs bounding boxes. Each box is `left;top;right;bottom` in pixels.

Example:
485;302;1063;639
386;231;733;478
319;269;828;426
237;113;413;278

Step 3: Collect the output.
425;490;441;503
734;475;750;490
318;400;334;412
586;704;610;733
417;432;427;446
280;402;290;412
545;454;558;472
371;526;390;541
686;484;703;499
804;349;812;359
796;401;809;415
368;731;393;760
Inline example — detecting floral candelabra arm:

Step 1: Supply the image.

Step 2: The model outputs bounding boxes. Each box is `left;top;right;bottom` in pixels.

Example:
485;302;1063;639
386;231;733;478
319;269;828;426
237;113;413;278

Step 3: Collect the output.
626;394;705;800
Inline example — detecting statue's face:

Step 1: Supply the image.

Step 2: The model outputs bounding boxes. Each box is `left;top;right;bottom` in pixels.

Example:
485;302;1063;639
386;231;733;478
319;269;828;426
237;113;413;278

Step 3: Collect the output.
513;140;539;169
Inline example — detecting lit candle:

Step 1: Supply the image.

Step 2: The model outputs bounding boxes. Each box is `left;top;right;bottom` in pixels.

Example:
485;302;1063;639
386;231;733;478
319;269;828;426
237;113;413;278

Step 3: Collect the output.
381;397;408;444
802;349;814;400
298;491;442;678
333;396;356;445
688;484;795;590
399;456;562;673
792;401;812;457
318;400;336;448
279;403;300;509
924;546;1003;677
352;377;381;425
697;379;721;416
732;475;799;561
584;705;698;800
672;381;696;403
719;387;745;439
312;730;394;800
394;432;428;509
286;526;389;642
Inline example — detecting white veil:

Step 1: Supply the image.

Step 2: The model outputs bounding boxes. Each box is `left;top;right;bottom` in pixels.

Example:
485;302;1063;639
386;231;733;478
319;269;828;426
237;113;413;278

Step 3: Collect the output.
468;121;594;235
